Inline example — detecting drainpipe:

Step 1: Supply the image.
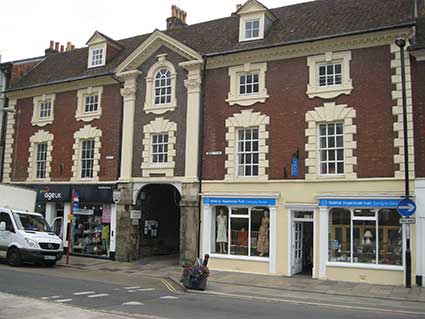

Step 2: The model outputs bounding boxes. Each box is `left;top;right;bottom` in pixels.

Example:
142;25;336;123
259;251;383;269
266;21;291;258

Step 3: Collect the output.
0;63;12;182
111;74;125;182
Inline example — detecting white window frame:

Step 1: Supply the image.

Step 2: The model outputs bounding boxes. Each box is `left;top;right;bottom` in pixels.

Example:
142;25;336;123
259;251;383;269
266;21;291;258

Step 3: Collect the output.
141;118;176;177
225;109;269;180
328;208;403;268
318;122;344;176
76;86;103;122
144;54;177;114
88;43;106;68
239;14;265;42
227;62;269;106
152;133;169;164
27;130;54;182
32;94;55;127
35;142;48;179
153;69;172;105
307;51;353;99
71;125;102;181
305;102;357;180
80;139;96;179
237;128;259;177
318;63;342;87
244;18;260;40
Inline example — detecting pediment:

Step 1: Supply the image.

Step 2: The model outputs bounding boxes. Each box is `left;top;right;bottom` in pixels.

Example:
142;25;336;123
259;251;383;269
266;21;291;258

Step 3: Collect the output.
237;0;268;15
86;31;107;46
116;30;203;74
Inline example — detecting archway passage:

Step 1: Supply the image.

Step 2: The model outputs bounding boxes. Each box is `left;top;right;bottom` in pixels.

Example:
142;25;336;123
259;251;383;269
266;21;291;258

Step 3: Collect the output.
137;184;181;258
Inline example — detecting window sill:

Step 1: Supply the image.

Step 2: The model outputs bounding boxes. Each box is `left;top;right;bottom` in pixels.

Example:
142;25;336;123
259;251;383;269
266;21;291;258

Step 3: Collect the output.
306;84;353;99
209;253;269;262
144;103;176;115
327;262;403;271
76;112;102;122
226;94;269;107
141;164;175;177
31;118;53;127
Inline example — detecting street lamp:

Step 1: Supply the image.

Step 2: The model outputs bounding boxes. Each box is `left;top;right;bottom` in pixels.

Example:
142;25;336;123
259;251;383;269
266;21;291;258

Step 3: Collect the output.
395;37;411;288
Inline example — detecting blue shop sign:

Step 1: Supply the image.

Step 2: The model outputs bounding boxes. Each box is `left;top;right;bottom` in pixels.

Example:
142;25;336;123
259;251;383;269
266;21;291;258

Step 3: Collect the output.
203;197;276;206
319;198;400;208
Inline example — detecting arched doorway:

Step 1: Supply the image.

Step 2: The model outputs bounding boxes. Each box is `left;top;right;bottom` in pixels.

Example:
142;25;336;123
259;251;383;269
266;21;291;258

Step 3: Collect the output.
135;184;181;257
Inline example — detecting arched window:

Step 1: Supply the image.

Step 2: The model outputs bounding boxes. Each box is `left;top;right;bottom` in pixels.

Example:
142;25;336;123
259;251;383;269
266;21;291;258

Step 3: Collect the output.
154;68;172;105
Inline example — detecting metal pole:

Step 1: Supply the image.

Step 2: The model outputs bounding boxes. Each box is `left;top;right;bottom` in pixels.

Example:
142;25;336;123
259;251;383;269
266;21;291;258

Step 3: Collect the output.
395;38;411;288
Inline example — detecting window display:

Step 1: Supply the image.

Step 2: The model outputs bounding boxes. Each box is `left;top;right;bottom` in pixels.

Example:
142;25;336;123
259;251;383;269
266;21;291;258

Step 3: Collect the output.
328;208;402;266
72;204;110;257
212;206;269;258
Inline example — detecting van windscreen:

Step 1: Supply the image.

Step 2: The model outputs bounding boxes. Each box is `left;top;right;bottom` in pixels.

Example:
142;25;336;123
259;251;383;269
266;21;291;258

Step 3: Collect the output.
13;213;51;232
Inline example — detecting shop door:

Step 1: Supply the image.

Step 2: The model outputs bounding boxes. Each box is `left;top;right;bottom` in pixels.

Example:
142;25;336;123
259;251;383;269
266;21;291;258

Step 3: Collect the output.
292;222;303;274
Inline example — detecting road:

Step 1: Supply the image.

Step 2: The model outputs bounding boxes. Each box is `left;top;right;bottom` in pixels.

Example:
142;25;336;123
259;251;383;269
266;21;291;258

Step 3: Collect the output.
0;262;423;319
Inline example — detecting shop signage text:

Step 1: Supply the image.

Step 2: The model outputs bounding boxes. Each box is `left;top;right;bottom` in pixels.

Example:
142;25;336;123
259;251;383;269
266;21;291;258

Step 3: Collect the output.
319;199;400;208
400;218;416;224
203;197;276;206
39;186;64;201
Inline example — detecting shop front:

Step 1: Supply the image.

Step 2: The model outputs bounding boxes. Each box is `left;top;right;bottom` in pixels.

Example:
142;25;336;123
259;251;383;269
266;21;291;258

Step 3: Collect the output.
201;195;278;274
30;184;117;259
318;197;407;285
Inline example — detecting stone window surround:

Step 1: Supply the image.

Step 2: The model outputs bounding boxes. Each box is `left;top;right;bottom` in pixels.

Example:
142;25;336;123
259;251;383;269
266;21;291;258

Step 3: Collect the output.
32;94;55;127
144;53;177;114
239;13;265;42
225;109;269;180
305;102;357;180
88;43;107;68
226;62;269;107
27;130;54;182
306;51;353;99
141;117;177;177
71;125;102;181
76;86;103;122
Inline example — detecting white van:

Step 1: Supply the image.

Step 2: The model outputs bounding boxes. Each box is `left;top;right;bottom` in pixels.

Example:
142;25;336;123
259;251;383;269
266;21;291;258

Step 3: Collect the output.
0;207;63;266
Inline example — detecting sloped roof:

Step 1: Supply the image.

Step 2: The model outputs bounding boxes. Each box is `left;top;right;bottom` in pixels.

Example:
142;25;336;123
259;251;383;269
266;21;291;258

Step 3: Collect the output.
10;0;414;91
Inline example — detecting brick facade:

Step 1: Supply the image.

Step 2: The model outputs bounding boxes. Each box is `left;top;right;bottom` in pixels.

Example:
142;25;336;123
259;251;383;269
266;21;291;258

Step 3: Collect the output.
203;45;396;180
412;58;425;178
10;83;122;182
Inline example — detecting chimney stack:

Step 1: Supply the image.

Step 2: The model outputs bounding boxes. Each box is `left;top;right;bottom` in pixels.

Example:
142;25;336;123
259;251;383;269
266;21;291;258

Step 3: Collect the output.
45;40;58;55
45;40;75;56
166;4;187;30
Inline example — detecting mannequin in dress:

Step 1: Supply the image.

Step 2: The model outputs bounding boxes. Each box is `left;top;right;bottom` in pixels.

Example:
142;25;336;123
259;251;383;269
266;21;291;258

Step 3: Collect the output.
256;210;270;256
216;209;228;253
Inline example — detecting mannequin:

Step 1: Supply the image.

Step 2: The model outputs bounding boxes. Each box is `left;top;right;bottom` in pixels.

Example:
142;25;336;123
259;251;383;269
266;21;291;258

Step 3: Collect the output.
256;210;270;256
216;209;228;253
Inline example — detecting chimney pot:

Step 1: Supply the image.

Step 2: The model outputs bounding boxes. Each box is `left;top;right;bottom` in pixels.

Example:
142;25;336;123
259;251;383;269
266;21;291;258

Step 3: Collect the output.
71;44;75;50
54;42;59;51
172;4;177;17
50;40;54;49
66;41;72;51
60;45;64;52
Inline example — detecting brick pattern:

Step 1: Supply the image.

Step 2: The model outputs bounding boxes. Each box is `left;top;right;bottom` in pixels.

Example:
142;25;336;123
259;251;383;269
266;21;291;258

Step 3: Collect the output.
412;58;425;177
203;46;397;180
8;83;122;182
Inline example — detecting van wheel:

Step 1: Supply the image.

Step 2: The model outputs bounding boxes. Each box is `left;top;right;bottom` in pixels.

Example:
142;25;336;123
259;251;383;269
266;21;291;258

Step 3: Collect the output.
7;248;22;267
44;261;56;267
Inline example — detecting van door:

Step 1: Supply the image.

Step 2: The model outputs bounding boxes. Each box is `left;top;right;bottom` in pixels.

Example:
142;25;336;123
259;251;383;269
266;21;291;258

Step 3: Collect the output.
50;217;63;239
0;212;15;258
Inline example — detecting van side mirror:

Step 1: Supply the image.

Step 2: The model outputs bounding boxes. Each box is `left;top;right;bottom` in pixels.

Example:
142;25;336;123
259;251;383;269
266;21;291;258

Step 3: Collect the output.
0;222;5;231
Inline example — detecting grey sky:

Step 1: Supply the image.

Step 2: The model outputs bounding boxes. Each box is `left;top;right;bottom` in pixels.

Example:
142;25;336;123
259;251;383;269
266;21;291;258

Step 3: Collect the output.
0;0;310;62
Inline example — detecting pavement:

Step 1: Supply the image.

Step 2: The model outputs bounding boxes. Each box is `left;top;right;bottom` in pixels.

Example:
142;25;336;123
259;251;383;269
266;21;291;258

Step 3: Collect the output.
57;255;425;303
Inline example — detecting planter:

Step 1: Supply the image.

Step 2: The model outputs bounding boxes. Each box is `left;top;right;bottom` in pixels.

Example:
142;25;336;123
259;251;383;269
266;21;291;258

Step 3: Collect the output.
182;277;207;291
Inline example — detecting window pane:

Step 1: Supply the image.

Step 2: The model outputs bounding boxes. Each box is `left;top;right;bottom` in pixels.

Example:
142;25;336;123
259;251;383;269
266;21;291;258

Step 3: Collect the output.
251;207;269;257
353;220;376;264
378;209;402;265
230;218;249;256
214;206;229;254
328;208;351;262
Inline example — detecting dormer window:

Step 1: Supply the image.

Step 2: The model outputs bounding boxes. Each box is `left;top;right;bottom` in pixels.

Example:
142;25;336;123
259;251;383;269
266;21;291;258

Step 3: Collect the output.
245;19;260;39
237;0;276;43
88;44;106;68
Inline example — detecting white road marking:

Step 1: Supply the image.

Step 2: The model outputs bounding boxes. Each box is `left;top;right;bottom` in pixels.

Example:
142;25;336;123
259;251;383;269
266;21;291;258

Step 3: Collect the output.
55;299;72;303
73;291;95;295
122;301;144;306
88;293;109;298
137;288;155;292
124;286;141;290
41;295;61;300
160;296;178;299
128;290;136;293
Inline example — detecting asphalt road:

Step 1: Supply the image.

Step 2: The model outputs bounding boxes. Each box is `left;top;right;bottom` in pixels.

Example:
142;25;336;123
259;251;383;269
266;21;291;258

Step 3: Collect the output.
0;262;423;319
